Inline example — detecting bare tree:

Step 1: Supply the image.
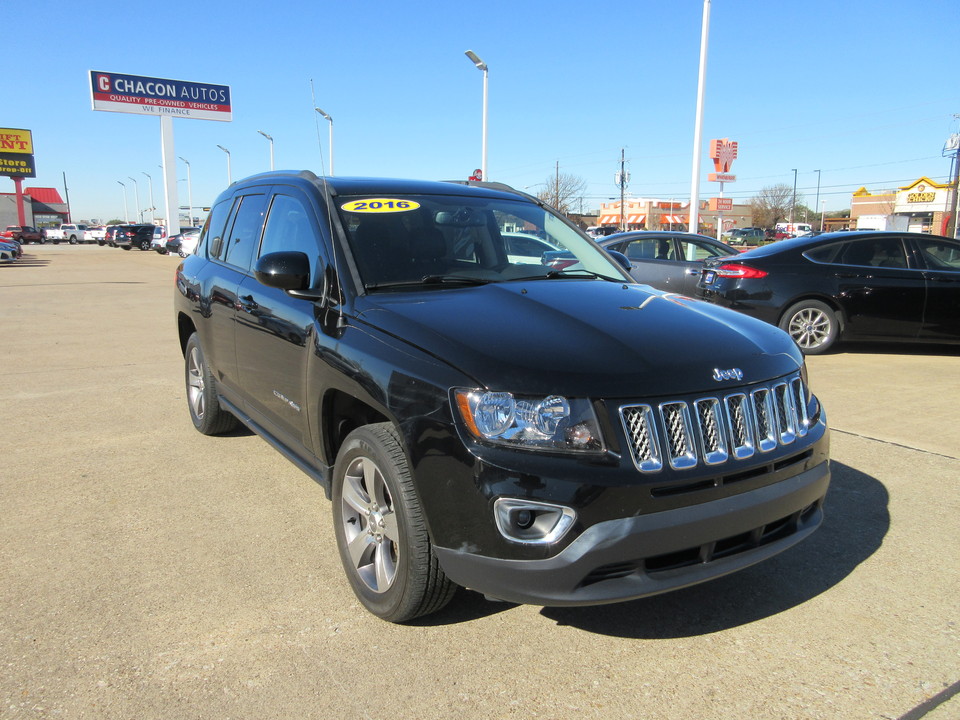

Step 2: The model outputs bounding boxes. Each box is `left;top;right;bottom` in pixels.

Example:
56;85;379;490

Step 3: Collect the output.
750;183;804;228
536;170;587;216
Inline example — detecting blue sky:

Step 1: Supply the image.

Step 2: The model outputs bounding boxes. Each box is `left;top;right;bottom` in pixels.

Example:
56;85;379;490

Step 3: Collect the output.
3;0;958;223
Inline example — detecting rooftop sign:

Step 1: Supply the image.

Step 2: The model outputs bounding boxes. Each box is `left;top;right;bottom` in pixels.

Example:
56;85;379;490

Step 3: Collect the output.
89;71;232;122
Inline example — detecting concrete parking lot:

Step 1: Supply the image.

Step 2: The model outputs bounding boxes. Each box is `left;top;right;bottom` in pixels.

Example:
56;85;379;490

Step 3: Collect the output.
2;244;958;720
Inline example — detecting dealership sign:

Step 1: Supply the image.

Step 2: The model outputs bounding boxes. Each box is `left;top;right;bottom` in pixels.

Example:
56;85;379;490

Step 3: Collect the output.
89;71;232;121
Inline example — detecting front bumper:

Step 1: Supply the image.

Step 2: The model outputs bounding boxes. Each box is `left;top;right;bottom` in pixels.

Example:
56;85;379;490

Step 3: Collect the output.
434;458;829;607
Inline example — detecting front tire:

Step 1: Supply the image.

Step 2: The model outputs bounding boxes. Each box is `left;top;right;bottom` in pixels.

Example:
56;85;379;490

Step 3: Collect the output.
779;300;839;355
140;239;152;251
184;333;237;435
332;423;456;622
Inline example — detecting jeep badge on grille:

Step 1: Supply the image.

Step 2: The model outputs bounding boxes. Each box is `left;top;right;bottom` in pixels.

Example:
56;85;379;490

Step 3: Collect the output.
713;367;744;382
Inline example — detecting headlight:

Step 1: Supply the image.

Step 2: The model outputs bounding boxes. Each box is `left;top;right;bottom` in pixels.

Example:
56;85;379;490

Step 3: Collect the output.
453;389;605;453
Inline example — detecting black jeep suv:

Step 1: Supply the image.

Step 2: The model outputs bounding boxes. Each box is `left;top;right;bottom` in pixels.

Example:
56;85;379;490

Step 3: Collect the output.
175;171;830;622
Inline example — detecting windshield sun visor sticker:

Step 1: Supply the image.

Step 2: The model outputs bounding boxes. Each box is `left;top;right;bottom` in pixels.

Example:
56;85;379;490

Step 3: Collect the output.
341;199;421;213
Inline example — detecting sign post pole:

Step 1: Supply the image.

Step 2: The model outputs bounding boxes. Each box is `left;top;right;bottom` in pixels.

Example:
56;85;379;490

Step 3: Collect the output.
160;116;180;237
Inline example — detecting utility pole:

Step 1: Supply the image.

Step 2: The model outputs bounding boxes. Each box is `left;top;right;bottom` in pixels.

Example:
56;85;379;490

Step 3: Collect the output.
616;148;628;232
63;172;72;222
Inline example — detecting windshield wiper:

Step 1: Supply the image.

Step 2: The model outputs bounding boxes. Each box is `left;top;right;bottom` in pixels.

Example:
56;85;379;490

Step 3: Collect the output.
510;269;613;281
365;274;492;291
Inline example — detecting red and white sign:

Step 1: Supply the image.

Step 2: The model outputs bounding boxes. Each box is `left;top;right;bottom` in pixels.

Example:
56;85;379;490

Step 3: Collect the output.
709;197;733;212
89;70;232;122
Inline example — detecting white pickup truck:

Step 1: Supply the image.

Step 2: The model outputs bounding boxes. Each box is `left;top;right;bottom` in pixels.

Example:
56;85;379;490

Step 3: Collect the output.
43;223;89;244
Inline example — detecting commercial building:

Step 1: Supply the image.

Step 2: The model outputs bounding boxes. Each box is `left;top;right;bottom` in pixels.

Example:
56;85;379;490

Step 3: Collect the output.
0;187;68;228
596;198;752;235
851;177;957;235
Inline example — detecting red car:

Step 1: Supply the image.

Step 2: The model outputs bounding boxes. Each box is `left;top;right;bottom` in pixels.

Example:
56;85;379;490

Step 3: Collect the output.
2;225;43;243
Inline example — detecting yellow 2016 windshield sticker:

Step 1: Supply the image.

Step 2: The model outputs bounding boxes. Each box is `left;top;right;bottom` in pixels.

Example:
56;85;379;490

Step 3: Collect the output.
341;198;421;213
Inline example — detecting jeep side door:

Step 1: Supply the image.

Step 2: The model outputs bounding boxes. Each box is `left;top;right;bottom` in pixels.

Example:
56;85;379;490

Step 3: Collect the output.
234;188;329;450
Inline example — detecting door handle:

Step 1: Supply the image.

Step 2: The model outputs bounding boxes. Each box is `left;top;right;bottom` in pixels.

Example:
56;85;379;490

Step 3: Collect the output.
238;295;258;312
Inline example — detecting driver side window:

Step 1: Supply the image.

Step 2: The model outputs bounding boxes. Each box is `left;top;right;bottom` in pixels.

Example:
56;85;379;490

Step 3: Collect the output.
259;194;321;278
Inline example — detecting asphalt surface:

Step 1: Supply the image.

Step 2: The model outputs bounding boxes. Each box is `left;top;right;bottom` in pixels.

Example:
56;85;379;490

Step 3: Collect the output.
2;244;958;720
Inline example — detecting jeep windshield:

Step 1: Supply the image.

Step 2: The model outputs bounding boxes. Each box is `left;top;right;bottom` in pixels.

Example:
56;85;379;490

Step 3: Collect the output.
337;194;628;290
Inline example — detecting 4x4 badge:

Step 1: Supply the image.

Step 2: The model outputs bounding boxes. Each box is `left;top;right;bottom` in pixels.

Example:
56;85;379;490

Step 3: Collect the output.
713;367;743;382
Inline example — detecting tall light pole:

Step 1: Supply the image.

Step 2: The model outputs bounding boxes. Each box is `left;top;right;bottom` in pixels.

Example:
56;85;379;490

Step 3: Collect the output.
688;0;711;235
257;130;274;170
820;199;827;232
178;156;193;226
127;176;141;222
217;144;232;184
464;50;488;181
790;168;798;223
315;108;334;176
142;172;155;223
814;169;821;230
117;180;129;223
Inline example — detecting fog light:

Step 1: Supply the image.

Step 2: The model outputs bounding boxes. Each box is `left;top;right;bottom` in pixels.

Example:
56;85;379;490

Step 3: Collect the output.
493;498;576;544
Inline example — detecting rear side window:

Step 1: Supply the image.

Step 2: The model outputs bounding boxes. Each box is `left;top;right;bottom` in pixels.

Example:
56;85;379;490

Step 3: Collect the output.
678;238;729;261
222;194;268;272
915;237;960;270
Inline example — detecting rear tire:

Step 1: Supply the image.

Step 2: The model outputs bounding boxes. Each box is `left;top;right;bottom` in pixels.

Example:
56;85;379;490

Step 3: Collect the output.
332;423;456;622
184;333;237;435
779;300;839;355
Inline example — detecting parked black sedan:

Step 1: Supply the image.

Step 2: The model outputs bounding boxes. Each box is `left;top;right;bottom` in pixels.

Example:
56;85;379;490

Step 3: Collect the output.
696;231;960;354
600;231;738;295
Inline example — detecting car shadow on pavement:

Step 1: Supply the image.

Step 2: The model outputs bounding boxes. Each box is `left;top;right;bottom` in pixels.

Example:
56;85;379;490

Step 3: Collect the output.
2;256;51;268
420;460;888;632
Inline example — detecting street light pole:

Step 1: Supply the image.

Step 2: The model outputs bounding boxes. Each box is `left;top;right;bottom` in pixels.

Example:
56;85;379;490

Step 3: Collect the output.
117;181;129;223
142;172;154;223
465;50;488;181
688;0;711;235
217;145;232;184
315;108;334;175
790;168;798;223
127;176;141;222
257;130;274;170
178;157;193;226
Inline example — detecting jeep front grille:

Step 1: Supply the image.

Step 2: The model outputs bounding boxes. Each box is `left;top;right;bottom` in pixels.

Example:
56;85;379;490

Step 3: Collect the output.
619;375;810;473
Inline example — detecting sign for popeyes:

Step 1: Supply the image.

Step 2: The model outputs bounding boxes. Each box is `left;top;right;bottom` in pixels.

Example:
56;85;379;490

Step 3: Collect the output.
708;138;737;183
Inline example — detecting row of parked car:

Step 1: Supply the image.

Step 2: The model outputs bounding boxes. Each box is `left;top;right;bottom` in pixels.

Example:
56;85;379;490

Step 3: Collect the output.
594;228;960;354
2;223;202;256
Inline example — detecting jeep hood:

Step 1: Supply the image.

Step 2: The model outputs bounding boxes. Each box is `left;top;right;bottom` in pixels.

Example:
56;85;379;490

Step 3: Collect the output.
354;280;802;398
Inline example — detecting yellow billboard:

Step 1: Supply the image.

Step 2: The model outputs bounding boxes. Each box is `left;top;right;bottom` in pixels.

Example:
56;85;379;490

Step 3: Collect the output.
0;128;34;154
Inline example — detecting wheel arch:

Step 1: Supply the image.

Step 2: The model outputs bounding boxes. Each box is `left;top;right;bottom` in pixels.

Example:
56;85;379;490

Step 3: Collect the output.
320;388;392;472
177;313;198;356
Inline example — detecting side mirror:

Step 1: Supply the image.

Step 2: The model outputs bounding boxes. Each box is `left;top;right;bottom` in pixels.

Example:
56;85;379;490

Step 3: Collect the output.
255;251;311;291
607;249;632;271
